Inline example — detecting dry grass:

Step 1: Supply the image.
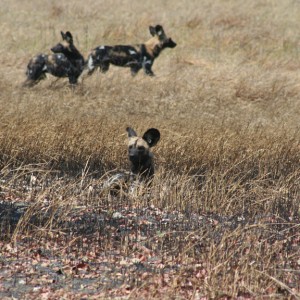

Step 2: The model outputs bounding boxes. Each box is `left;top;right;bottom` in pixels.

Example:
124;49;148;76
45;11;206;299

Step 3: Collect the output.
0;0;300;299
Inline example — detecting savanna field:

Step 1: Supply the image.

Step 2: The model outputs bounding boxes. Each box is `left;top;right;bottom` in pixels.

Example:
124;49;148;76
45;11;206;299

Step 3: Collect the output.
0;0;300;299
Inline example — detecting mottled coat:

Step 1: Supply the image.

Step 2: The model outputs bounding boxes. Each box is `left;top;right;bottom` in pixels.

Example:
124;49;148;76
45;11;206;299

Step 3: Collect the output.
84;25;176;77
102;127;161;193
23;31;84;87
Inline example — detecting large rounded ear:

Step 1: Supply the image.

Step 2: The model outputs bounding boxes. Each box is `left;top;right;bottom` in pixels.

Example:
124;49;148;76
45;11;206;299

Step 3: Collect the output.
126;127;137;137
142;128;160;147
65;31;73;43
155;25;164;33
149;26;156;36
61;31;66;40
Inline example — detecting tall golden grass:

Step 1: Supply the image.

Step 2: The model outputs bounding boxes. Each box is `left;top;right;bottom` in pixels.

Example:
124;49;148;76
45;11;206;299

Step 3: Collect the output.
0;0;300;298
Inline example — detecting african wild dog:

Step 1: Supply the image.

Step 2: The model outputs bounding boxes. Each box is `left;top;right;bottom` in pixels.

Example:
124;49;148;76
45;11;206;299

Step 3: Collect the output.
102;127;161;193
23;31;85;87
126;127;161;180
84;25;176;77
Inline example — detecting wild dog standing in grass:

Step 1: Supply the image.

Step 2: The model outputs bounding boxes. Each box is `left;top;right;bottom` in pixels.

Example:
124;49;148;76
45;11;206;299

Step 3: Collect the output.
103;127;161;194
84;25;176;78
23;31;85;87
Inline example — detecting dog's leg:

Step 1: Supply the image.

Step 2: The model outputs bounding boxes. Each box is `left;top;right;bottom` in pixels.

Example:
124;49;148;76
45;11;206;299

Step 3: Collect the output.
68;75;78;85
142;58;155;76
79;67;94;83
130;63;142;76
99;61;110;73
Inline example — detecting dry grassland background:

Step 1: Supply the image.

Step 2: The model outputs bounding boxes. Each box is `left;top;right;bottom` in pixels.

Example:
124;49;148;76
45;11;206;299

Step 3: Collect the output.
0;0;300;299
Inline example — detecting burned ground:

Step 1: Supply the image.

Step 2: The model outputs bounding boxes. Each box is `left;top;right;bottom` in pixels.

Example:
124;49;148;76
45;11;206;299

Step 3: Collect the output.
0;0;300;298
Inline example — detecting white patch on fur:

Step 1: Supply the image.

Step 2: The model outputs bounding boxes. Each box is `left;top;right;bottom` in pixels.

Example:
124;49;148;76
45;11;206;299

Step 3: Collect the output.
88;56;94;70
129;50;136;55
143;56;152;65
42;65;47;71
57;54;62;60
157;30;162;36
99;46;105;50
102;173;127;189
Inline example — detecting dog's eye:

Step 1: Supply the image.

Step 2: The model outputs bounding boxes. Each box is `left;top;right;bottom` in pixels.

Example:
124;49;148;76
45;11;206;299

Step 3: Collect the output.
138;146;145;151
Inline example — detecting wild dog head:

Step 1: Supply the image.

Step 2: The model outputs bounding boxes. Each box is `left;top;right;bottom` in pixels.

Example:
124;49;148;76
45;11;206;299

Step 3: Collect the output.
126;127;160;179
101;127;160;195
51;31;73;53
51;31;85;69
148;25;177;55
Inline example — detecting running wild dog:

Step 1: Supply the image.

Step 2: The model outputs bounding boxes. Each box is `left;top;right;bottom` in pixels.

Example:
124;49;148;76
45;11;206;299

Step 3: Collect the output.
103;127;161;192
84;25;176;77
23;31;85;87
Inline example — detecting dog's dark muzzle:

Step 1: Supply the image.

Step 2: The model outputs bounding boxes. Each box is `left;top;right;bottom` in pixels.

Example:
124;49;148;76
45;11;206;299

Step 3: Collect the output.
167;38;177;48
129;149;147;163
51;44;64;53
